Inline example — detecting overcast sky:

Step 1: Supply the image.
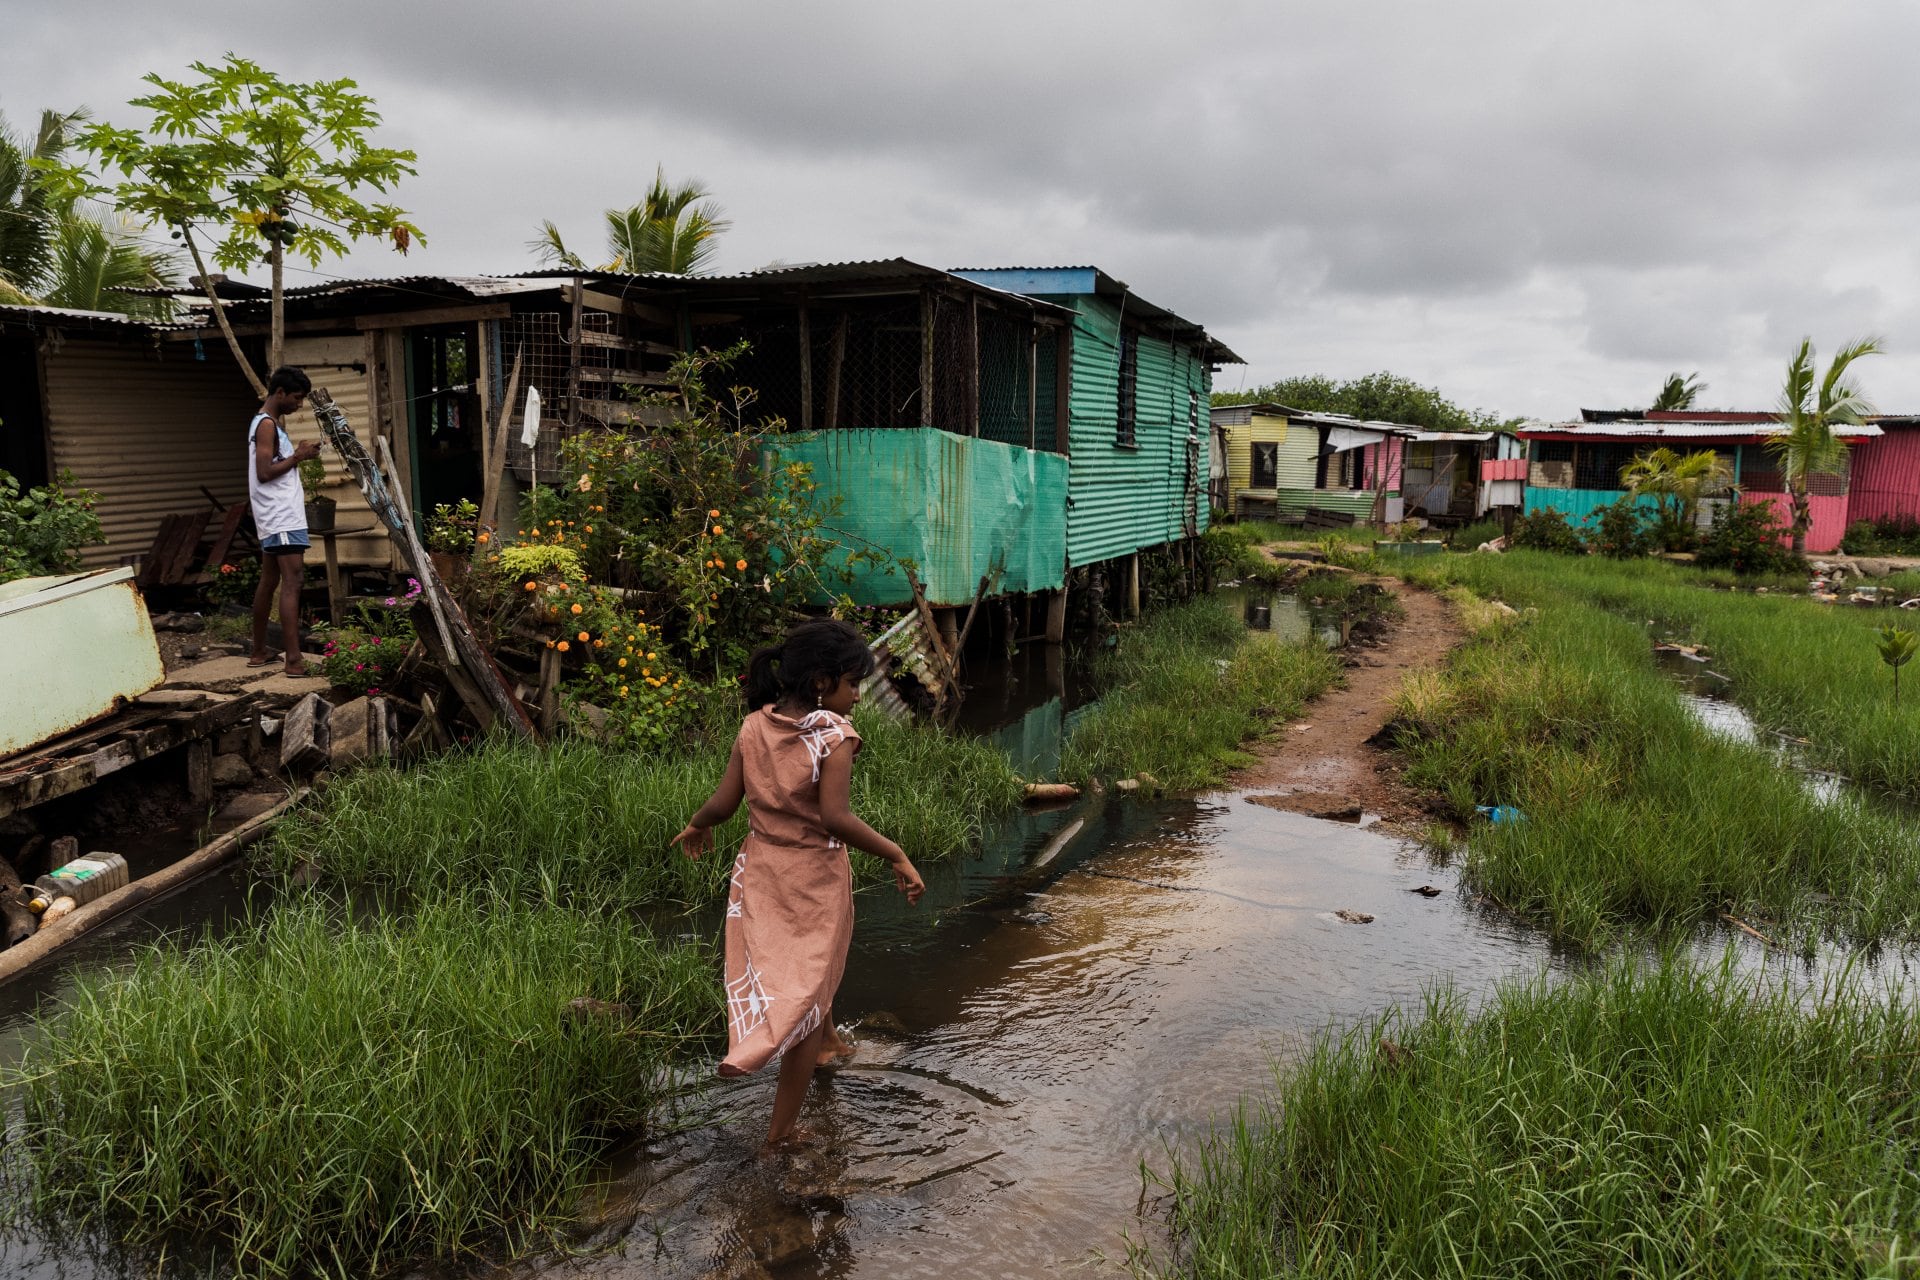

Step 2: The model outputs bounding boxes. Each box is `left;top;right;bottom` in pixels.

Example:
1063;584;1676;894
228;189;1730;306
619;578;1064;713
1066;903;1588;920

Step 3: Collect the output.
8;1;1919;420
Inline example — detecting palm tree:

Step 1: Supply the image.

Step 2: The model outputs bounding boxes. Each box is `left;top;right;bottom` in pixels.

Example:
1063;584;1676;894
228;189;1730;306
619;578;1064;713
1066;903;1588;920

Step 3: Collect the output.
1651;371;1707;411
530;167;730;275
1769;336;1883;555
0;109;177;318
1620;446;1732;548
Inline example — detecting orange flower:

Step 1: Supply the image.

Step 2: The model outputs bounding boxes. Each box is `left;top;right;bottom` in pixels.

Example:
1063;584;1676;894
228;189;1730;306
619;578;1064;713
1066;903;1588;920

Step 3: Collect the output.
556;640;571;652
618;657;628;668
708;508;720;518
593;639;604;649
584;525;593;534
524;581;538;592
577;630;590;642
476;531;490;544
735;558;747;571
712;524;724;535
645;651;656;660
570;603;583;614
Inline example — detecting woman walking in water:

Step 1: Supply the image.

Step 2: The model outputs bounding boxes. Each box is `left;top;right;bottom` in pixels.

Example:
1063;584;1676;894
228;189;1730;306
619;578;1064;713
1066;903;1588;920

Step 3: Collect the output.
674;618;924;1151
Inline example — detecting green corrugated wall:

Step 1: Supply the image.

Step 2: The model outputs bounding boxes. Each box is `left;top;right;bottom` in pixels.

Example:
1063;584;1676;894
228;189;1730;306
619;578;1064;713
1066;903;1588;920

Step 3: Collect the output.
1056;297;1212;567
778;428;1068;607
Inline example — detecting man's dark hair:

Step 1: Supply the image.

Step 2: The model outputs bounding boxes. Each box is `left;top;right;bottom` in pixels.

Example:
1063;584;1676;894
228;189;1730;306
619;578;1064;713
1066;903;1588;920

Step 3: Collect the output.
268;366;312;396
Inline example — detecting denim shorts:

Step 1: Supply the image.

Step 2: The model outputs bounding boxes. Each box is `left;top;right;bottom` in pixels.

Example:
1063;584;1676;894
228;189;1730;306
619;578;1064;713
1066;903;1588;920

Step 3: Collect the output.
259;529;311;556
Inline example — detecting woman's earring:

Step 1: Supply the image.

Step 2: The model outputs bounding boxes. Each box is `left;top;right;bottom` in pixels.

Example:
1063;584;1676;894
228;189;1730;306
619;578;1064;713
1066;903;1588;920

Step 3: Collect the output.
815;691;823;708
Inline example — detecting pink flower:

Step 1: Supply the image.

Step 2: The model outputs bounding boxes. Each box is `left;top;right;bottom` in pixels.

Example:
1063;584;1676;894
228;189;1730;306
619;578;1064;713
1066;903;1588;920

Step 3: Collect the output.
354;663;364;671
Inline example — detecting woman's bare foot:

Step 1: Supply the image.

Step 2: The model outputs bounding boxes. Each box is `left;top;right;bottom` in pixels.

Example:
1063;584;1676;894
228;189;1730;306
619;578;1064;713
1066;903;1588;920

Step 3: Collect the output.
815;1027;856;1072
758;1124;817;1157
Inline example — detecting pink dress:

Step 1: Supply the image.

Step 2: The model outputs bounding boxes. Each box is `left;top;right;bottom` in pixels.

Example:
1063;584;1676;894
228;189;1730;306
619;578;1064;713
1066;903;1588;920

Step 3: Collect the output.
719;706;861;1076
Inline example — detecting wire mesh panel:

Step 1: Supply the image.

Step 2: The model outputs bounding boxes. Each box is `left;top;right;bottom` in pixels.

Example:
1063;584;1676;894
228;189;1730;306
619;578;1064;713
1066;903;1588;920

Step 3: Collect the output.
501;310;617;481
977;306;1033;448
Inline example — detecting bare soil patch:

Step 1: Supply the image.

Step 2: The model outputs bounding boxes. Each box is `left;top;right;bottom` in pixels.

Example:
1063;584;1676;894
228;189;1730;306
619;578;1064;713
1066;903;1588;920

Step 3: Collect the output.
1233;578;1463;829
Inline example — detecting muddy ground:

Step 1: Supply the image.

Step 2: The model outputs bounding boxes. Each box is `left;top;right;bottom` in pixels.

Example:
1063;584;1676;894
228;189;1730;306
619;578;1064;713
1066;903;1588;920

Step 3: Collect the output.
1235;578;1462;830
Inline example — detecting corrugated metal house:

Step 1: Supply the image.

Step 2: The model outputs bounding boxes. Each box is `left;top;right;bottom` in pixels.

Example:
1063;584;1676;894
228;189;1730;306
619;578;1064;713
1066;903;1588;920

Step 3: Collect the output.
0;304;258;569
1847;417;1920;530
1518;412;1884;553
1208;402;1415;525
950;268;1240;576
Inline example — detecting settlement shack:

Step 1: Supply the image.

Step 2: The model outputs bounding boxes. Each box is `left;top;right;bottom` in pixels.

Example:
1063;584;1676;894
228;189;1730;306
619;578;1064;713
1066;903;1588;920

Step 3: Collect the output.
1209;402;1414;526
1518;411;1885;553
950;267;1241;610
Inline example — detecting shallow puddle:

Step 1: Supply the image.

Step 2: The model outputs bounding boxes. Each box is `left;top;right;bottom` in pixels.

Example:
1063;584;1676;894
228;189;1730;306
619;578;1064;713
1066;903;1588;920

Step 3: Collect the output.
551;797;1554;1279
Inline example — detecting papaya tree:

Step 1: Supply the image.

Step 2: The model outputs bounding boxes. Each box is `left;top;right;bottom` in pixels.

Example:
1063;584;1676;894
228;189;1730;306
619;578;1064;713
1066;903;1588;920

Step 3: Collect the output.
47;55;423;395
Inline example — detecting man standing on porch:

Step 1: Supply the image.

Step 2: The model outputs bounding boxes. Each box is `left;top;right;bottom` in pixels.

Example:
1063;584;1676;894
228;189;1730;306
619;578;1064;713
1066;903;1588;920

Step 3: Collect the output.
246;366;320;676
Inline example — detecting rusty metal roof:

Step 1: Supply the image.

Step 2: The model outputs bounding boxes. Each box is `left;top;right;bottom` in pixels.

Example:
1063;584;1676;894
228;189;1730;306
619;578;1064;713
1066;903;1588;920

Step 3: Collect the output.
0;303;202;333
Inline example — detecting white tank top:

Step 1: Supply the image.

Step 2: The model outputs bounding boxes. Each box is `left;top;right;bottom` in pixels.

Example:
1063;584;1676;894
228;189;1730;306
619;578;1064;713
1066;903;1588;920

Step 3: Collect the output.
246;411;307;538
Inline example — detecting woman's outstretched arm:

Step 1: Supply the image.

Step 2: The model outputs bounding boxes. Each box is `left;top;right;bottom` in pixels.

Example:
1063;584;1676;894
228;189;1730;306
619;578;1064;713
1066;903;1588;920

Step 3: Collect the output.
672;741;745;858
817;748;924;904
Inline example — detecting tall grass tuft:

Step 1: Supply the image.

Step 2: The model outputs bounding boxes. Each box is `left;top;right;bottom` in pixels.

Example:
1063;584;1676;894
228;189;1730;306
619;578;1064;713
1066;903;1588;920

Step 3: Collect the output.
1390;560;1920;947
1399;551;1920;804
1149;950;1920;1279
1063;599;1341;790
262;709;1023;909
9;893;719;1277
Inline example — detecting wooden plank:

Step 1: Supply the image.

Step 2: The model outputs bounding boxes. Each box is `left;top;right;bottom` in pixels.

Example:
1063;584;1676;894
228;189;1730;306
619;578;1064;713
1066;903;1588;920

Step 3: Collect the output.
561;284;675;327
162;508;214;583
203;499;252;568
351;302;510;331
575;330;677;356
575;399;676;428
574;366;675;387
1303;507;1357;529
566;276;584;431
138;515;190;586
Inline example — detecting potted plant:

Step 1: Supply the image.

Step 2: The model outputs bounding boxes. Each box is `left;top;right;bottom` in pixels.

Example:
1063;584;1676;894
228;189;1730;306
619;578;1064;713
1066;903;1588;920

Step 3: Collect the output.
1374;518;1443;555
425;499;479;583
300;455;335;534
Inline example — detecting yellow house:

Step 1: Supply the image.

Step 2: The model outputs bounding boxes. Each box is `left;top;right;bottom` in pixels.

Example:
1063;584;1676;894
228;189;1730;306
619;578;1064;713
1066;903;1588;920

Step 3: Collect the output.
1211;402;1293;515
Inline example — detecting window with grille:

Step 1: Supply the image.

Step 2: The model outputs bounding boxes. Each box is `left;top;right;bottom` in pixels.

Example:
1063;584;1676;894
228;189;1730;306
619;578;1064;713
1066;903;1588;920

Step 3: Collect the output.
1116;331;1138;447
1574;442;1635;491
1250;441;1277;489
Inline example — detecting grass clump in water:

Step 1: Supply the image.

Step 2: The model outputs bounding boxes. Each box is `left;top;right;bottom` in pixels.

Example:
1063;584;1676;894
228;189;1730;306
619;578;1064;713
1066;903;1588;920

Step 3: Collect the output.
1063;598;1341;791
262;708;1022;909
1149;950;1920;1279
9;893;718;1277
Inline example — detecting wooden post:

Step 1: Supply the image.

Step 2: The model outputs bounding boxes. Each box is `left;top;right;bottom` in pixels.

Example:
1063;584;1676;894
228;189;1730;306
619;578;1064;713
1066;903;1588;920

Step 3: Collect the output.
474;318;494;482
1027;323;1038;450
185;738;212;807
1127;553;1141;618
1045;588;1068;644
565;273;584;432
920;289;935;430
798;298;813;432
935;607;960;660
537;645;562;735
968;295;980;436
826;313;847;430
1054;327;1073;454
322;530;343;624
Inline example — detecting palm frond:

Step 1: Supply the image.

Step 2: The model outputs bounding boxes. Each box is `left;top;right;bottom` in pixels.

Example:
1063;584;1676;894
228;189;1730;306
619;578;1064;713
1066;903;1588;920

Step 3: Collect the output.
526;220;587;271
1651;372;1706;412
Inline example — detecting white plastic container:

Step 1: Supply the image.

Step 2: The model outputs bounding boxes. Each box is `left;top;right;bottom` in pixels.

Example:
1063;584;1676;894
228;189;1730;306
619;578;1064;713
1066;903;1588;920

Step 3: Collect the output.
28;852;130;912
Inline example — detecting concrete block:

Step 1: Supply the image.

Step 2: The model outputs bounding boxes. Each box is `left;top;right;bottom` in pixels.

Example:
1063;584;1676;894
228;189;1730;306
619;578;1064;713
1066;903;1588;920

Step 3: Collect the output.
211;752;255;787
279;693;333;773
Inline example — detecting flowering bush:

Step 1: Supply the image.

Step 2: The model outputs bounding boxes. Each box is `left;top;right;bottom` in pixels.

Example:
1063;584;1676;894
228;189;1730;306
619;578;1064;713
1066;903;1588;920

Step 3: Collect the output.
317;628;407;697
539;582;694;749
536;343;889;677
203;557;260;607
425;498;480;555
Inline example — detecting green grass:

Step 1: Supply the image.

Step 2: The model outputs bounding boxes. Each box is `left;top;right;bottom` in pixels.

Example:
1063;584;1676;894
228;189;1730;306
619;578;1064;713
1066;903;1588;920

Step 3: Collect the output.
1222;519;1374;547
262;708;1023;909
1147;949;1920;1279
1397;552;1920;805
1387;562;1920;948
8;893;719;1277
1062;598;1341;791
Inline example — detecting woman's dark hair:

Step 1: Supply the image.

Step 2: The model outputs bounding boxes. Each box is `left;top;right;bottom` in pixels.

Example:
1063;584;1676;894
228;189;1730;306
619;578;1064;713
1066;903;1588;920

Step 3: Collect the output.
744;618;875;710
268;365;312;396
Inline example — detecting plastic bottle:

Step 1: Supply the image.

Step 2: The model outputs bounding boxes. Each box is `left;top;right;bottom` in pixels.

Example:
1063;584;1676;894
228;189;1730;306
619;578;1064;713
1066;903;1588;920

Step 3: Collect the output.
26;853;130;914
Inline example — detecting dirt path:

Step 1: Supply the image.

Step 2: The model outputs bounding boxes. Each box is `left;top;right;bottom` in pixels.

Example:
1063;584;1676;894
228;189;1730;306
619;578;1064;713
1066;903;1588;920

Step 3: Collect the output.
1232;578;1464;828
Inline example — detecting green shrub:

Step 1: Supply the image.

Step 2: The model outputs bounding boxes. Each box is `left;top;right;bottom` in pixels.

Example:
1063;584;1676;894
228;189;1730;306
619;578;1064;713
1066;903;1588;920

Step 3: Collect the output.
0;468;104;583
1585;496;1653;559
1508;507;1584;554
1696;499;1801;576
1843;514;1920;556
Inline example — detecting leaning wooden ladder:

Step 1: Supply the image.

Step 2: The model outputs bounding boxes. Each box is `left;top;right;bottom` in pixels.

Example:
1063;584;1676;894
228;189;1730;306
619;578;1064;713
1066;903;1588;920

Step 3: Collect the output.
310;388;537;738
